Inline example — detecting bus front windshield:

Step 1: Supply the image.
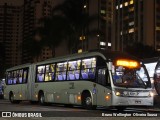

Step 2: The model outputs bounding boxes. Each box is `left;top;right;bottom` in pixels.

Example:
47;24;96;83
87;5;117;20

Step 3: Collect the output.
112;64;151;88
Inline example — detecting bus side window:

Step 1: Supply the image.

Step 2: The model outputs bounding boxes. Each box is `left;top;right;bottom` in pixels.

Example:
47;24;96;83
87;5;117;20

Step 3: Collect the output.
45;64;55;81
13;71;17;84
7;72;12;85
23;68;28;83
67;60;81;80
81;58;96;80
56;62;67;81
37;66;45;82
19;69;23;83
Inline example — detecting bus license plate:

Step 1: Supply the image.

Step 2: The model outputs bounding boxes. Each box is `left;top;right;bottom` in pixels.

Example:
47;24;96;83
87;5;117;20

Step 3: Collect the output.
129;92;138;96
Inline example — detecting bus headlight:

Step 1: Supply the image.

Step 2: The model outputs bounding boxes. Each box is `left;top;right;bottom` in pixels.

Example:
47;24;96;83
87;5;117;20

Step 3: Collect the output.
115;91;121;96
114;89;124;96
149;92;154;97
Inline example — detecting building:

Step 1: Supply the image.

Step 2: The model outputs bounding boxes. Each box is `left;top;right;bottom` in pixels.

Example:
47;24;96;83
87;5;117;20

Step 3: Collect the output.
22;0;66;63
22;0;54;63
77;0;113;53
113;0;160;52
1;0;160;70
22;0;114;62
0;1;23;68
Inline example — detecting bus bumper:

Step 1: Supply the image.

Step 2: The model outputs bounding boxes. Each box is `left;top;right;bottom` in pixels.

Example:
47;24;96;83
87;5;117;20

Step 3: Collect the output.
112;96;154;106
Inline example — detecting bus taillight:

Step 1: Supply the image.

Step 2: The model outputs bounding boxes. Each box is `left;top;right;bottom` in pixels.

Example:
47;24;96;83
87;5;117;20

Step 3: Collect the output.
77;96;81;100
105;95;110;101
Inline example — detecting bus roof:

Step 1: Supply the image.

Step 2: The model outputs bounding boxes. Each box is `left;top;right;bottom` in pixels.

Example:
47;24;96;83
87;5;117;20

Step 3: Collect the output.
6;50;141;70
101;50;140;61
143;57;159;64
6;63;32;71
36;50;140;65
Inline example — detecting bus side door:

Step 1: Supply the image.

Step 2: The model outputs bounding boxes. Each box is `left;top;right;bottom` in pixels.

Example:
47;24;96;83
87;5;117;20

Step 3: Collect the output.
96;68;111;106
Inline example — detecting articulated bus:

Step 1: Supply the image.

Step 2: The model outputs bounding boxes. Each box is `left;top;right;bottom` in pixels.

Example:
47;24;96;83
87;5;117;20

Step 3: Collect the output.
4;51;154;110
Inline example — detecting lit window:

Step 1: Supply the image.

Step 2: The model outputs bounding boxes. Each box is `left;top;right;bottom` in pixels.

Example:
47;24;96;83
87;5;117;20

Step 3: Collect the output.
101;10;106;14
120;4;123;8
129;28;134;33
100;42;106;46
129;7;134;12
156;26;160;31
78;49;82;53
79;36;85;40
116;5;118;9
130;0;134;4
124;2;128;6
129;21;134;26
101;48;105;50
120;31;123;35
108;42;111;46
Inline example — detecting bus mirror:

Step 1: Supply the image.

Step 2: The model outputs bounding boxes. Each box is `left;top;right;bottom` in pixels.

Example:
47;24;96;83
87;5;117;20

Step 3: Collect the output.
108;62;112;71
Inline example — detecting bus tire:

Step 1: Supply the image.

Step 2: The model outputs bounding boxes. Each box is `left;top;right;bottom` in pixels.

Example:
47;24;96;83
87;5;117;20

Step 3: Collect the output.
38;92;46;105
82;92;96;110
9;93;20;104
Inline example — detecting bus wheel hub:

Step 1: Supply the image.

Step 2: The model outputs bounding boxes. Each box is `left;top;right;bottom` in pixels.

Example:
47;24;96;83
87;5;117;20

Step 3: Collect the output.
86;97;92;105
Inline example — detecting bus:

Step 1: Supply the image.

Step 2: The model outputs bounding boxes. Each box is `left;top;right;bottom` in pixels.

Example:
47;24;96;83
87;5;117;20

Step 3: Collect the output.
3;51;154;110
143;57;160;96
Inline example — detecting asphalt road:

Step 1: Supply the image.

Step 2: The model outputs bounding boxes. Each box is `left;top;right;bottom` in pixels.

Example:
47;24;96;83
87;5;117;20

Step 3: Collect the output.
0;99;160;120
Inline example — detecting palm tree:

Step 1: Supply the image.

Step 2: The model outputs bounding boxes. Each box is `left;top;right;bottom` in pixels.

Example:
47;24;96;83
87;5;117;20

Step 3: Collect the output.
37;15;70;57
52;0;97;53
24;15;70;61
32;0;97;58
22;30;44;62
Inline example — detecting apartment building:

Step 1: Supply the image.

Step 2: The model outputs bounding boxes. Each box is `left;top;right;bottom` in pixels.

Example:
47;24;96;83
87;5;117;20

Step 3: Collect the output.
0;1;23;67
77;0;113;53
22;0;66;63
113;0;160;52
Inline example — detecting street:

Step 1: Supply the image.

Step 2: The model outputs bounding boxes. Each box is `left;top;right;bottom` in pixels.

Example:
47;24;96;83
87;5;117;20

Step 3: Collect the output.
0;99;160;120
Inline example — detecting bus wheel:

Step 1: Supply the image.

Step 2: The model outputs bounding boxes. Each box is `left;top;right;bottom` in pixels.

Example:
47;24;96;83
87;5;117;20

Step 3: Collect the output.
82;92;96;110
39;92;45;105
9;93;20;104
9;93;14;103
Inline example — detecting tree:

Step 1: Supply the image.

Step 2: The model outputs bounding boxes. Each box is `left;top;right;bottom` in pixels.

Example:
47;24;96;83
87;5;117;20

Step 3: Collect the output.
22;31;44;62
52;0;97;53
29;0;97;59
24;15;70;60
37;15;70;57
